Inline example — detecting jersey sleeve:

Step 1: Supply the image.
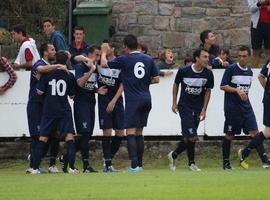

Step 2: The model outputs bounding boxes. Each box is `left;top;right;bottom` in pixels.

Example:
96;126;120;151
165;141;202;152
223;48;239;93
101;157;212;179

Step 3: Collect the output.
36;74;48;93
220;67;232;87
25;48;33;62
108;56;123;69
174;68;183;85
205;70;214;89
260;60;270;77
75;63;85;80
150;59;159;77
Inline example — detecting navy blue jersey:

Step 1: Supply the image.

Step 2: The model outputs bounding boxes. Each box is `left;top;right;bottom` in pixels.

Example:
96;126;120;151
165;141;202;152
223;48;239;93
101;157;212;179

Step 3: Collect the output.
175;64;214;111
108;51;159;101
220;63;253;112
37;68;76;117
74;62;97;102
28;59;49;103
260;59;270;104
97;65;122;100
69;42;89;67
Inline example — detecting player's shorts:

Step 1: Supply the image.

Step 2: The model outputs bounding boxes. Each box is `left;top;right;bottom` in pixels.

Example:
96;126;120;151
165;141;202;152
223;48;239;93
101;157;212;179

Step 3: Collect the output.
98;98;124;130
74;99;95;134
40;111;75;137
263;103;270;127
124;99;152;129
224;109;258;135
178;105;200;138
27;102;43;137
251;22;270;50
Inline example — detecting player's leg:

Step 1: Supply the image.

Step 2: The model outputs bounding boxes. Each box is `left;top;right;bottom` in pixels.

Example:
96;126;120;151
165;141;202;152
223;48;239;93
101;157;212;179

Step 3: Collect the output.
48;133;60;173
222;133;234;170
102;128;113;172
65;133;78;173
136;128;144;169
32;135;49;173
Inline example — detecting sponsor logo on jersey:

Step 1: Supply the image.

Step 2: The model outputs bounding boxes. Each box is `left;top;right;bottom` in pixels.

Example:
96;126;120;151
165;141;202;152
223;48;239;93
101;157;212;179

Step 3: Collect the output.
185;85;202;95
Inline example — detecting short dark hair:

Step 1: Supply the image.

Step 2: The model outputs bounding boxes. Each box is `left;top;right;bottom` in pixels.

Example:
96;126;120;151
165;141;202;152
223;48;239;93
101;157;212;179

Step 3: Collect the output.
138;43;148;54
40;43;50;57
193;48;208;61
42;18;54;25
238;45;251;56
88;44;99;54
73;26;85;33
56;50;68;64
219;47;230;56
12;24;26;37
200;30;212;44
123;34;138;50
184;55;194;65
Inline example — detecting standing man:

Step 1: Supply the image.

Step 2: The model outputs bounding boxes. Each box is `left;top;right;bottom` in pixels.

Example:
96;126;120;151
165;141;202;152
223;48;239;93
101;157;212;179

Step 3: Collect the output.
69;26;89;68
99;41;125;172
43;18;69;52
238;58;270;168
220;46;270;170
247;0;270;68
0;57;17;95
168;48;214;172
11;24;40;70
101;34;159;172
32;51;77;174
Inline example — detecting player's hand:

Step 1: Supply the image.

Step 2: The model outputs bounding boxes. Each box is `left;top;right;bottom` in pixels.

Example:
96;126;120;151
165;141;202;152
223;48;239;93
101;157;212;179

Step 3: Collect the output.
0;86;6;95
200;110;206;121
106;100;116;113
237;88;248;101
222;61;229;66
33;71;41;80
101;43;109;53
87;59;96;71
164;70;173;76
12;63;19;69
97;86;108;95
172;103;178;114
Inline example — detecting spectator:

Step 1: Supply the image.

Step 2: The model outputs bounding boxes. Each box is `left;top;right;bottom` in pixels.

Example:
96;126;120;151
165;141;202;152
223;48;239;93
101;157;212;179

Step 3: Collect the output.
247;0;270;68
211;48;234;69
183;56;193;66
11;24;40;70
0;57;17;95
199;30;220;65
156;49;176;77
43;18;69;52
138;43;148;55
69;26;89;68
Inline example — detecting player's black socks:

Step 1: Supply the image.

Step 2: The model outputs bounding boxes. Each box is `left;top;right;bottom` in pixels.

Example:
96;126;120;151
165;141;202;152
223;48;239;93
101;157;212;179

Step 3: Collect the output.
173;140;187;159
80;135;90;169
33;140;47;170
67;140;76;169
136;135;144;167
49;137;60;166
242;132;266;159
111;136;123;159
102;136;112;167
187;141;195;166
222;137;231;164
29;137;39;168
256;143;269;164
127;135;138;168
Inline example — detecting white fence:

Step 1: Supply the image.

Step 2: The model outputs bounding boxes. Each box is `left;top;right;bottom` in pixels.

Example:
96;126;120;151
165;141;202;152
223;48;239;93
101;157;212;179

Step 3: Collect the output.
0;69;265;137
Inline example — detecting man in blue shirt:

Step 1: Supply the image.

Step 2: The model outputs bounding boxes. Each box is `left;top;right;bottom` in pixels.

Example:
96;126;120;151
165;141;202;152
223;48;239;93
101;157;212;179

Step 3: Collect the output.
31;51;78;174
101;34;159;172
221;46;270;170
168;48;214;172
238;57;270;168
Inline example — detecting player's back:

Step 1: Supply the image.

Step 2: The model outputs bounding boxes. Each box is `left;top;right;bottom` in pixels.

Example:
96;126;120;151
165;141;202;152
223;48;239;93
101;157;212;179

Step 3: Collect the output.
119;52;158;101
37;68;76;117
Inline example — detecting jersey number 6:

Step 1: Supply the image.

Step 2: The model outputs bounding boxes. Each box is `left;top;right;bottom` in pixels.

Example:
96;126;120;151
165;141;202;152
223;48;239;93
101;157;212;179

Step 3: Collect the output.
134;62;145;79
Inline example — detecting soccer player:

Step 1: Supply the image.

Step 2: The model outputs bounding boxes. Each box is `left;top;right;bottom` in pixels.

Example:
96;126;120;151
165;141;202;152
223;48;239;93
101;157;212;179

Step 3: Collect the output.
238;57;270;168
220;46;270;170
60;45;107;173
31;51;77;174
11;24;40;70
69;26;89;68
26;43;67;173
101;34;159;172
99;41;124;172
168;48;214;172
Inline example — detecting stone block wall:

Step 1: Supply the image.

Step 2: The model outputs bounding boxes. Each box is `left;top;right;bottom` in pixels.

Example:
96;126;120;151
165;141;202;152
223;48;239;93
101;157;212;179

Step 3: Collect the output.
111;0;251;59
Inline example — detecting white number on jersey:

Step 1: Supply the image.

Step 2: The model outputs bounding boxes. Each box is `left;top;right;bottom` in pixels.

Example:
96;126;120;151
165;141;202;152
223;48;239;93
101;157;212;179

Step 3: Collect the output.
134;62;145;79
48;79;67;96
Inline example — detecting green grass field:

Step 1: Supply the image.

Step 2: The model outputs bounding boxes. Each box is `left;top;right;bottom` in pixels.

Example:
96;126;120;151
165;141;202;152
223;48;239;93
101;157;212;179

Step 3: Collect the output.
0;156;269;200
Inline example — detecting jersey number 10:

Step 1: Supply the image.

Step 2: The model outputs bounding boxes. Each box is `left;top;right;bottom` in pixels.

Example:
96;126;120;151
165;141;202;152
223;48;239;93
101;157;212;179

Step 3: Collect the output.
49;79;67;96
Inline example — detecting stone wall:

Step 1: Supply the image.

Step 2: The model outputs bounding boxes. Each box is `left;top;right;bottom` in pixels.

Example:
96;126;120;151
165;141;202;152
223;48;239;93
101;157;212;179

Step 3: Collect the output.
111;0;250;59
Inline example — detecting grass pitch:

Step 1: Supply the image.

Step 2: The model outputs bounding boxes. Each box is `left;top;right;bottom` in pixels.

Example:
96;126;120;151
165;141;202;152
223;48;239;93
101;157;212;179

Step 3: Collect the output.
0;157;269;200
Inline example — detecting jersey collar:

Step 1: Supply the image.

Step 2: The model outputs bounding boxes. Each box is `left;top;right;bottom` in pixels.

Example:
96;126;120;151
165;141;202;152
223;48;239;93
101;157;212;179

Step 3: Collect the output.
129;51;141;54
237;63;248;71
191;64;203;73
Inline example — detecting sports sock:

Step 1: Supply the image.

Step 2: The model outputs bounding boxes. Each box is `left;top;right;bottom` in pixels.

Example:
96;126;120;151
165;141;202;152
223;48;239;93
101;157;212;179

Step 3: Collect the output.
102;136;112;167
172;140;187;159
111;136;123;159
33;140;47;170
187;140;195;166
222;137;231;165
80;135;90;170
67;140;76;169
127;135;138;168
242;131;266;159
29;137;39;168
49;137;60;166
136;135;144;167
